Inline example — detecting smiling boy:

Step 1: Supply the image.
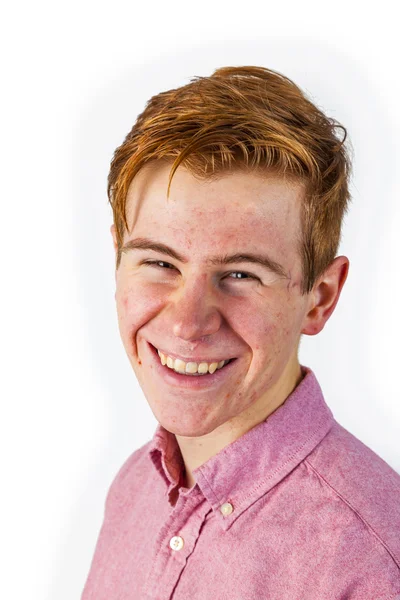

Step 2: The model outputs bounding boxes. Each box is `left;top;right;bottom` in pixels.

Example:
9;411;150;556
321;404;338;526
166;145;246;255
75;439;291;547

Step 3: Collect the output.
81;66;400;599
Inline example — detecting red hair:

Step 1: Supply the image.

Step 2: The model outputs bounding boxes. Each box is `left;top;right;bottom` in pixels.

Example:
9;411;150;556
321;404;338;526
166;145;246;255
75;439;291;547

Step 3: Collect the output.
107;65;352;293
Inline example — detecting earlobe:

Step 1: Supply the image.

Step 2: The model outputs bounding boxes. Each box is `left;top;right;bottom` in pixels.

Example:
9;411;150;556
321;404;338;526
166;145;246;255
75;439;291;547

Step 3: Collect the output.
301;256;349;336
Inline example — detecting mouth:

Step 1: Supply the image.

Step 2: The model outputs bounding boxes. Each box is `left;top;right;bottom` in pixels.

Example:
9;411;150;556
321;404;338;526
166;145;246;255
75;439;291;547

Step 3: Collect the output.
147;342;238;388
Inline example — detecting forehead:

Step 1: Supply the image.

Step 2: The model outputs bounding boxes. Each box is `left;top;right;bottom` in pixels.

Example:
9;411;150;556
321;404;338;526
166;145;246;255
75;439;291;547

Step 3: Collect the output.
124;162;304;260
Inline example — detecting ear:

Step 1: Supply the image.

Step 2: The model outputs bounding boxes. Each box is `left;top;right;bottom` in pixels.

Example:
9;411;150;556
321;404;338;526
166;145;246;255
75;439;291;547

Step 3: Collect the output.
301;256;349;336
110;223;118;255
110;224;119;290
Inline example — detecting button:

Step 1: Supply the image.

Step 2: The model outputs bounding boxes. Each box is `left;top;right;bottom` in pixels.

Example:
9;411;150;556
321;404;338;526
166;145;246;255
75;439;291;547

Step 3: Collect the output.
169;535;184;551
220;502;233;516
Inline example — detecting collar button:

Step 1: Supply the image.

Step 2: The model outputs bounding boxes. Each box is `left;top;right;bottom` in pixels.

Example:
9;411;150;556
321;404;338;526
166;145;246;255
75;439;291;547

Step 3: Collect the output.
220;502;233;516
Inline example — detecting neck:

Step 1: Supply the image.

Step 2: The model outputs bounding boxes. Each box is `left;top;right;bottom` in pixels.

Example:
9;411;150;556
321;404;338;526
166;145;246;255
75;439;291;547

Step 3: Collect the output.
175;358;303;490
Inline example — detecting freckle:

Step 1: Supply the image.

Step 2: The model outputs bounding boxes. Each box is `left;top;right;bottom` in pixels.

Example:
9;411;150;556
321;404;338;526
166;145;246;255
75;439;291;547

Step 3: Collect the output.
225;393;231;399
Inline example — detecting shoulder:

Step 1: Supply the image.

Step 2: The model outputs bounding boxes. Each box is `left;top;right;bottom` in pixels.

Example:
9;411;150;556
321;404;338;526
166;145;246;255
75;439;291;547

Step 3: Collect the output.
305;420;400;568
104;439;153;513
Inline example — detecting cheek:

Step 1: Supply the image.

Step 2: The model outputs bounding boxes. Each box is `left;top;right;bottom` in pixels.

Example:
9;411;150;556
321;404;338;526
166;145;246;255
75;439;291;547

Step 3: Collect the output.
271;309;297;339
231;300;283;339
116;280;164;336
235;294;302;354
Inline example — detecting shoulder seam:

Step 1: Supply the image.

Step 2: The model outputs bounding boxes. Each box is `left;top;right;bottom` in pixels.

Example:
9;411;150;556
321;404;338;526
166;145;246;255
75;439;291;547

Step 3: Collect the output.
304;458;400;570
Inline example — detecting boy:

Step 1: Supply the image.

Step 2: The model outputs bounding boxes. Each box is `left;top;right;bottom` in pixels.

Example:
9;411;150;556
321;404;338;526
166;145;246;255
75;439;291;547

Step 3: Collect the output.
82;66;400;599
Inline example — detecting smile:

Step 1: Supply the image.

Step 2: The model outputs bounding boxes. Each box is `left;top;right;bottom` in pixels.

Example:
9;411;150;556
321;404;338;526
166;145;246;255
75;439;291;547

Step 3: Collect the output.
156;348;233;376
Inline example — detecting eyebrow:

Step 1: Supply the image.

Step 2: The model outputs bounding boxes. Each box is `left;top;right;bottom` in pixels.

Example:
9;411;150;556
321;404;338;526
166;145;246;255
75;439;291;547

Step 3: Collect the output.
121;237;288;278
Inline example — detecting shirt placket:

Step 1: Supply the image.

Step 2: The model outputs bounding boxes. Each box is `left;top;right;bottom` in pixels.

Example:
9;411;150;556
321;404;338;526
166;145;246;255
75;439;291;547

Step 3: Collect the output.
143;491;212;600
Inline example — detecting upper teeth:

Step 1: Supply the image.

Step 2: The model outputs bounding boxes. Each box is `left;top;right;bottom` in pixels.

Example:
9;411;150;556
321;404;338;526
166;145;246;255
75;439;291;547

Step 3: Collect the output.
157;350;228;375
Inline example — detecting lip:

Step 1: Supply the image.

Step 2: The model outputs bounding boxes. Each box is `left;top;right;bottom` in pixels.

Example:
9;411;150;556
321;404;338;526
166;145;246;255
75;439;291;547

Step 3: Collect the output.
147;342;238;389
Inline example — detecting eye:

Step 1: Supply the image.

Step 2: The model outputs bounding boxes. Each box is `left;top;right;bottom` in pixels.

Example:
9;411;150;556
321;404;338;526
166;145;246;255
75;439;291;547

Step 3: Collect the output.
225;271;258;282
140;261;258;282
142;259;176;270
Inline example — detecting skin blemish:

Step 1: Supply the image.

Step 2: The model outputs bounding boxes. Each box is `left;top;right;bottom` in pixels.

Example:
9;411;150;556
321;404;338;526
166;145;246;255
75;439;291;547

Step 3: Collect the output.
250;391;258;404
138;360;142;365
285;269;293;288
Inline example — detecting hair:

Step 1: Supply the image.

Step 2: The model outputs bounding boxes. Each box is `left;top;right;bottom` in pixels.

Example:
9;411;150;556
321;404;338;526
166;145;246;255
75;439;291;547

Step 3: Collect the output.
107;65;352;294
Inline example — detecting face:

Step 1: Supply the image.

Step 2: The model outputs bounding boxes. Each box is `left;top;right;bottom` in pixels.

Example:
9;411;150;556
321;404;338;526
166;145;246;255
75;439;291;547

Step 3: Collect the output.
113;161;314;438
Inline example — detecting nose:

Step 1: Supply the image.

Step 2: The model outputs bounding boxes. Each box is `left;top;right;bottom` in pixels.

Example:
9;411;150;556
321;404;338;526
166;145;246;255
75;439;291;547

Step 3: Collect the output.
168;275;222;342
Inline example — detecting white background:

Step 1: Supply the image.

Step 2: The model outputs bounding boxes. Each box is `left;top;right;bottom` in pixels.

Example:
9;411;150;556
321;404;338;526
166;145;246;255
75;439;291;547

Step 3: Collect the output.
1;2;399;599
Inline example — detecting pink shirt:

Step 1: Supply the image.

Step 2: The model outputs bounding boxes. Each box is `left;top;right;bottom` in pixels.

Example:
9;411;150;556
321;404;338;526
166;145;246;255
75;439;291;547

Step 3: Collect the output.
81;366;400;599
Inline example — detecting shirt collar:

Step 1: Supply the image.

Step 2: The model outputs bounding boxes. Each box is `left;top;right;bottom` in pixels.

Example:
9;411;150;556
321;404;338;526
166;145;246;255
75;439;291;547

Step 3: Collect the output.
149;365;334;530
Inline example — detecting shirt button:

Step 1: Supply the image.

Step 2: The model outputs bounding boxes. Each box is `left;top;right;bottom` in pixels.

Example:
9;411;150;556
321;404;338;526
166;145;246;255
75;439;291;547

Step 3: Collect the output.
220;502;234;516
169;535;184;551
